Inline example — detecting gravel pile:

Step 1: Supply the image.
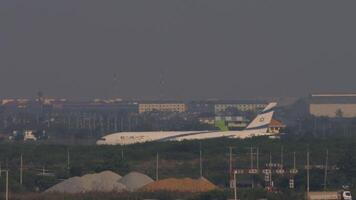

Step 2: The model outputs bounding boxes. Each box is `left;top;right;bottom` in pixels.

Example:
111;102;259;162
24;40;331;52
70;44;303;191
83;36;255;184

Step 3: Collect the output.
45;171;126;193
119;171;154;192
46;171;155;193
141;177;217;192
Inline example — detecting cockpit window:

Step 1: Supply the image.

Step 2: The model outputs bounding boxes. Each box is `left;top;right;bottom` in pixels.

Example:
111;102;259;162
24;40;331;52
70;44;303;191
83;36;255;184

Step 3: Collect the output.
99;138;106;141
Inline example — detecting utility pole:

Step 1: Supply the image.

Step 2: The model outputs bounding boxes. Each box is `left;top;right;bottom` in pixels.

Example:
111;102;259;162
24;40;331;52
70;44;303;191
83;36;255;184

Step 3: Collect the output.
128;115;132;131
269;152;273;187
233;170;237;200
199;142;203;178
156;152;159;181
229;146;234;188
20;154;23;185
121;147;124;160
269;152;272;166
67;148;70;171
0;170;9;200
120;117;124;132
5;170;8;200
324;149;329;191
114;115;118;132
307;150;310;195
250;146;254;169
256;148;259;170
293;152;296;169
290;151;297;189
281;146;284;168
229;147;233;177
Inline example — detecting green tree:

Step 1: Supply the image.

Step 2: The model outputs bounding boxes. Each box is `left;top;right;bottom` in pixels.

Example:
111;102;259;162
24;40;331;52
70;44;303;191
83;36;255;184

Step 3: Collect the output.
338;143;356;184
336;109;344;118
70;165;83;177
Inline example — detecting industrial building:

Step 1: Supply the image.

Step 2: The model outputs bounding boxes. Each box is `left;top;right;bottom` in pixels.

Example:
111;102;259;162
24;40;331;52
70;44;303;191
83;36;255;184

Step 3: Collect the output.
138;102;187;113
309;94;356;118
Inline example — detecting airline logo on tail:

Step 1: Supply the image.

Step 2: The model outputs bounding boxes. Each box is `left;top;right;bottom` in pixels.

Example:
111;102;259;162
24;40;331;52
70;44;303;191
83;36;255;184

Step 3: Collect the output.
244;102;277;132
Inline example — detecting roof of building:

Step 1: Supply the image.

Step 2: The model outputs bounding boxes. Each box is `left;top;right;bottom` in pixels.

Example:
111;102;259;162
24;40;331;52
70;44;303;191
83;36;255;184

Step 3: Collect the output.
269;119;286;128
139;101;186;104
311;93;356;97
310;93;356;104
214;100;267;105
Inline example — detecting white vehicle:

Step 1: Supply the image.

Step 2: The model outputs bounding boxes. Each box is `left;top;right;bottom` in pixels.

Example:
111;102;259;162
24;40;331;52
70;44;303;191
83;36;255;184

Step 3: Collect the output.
342;191;352;200
24;130;37;141
307;191;352;200
97;102;277;145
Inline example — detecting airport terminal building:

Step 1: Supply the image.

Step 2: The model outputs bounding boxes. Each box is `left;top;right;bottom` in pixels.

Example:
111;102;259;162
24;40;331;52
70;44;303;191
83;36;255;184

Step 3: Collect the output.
309;94;356;118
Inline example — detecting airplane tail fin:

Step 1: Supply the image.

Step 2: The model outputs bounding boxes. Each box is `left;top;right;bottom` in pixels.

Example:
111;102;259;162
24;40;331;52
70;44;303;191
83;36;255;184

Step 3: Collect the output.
244;102;277;131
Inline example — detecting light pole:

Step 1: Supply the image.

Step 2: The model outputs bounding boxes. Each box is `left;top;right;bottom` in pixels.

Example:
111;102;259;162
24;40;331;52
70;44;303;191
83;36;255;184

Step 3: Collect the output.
324;149;328;191
67;148;70;171
228;146;234;188
0;170;9;200
20;154;23;185
307;151;310;196
199;142;203;178
233;169;238;200
156;152;159;181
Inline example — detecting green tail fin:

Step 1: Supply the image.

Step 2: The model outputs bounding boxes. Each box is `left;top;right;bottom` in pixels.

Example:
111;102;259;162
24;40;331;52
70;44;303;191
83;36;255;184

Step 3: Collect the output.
215;120;229;131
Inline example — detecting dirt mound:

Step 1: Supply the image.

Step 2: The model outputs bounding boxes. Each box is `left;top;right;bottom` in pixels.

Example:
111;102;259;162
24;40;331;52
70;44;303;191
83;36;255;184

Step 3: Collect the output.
45;171;126;193
141;177;217;192
46;176;86;193
119;171;154;192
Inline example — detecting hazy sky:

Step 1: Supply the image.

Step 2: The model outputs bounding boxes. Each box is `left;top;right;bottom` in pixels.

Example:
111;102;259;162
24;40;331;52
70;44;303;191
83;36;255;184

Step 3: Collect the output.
1;1;356;100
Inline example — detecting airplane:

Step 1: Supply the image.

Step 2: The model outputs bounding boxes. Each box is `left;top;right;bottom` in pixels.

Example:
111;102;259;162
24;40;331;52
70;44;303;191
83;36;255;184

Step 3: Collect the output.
96;102;278;145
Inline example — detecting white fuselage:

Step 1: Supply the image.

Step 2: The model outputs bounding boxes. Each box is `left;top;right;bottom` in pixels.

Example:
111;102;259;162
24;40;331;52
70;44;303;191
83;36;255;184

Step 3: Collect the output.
96;129;275;145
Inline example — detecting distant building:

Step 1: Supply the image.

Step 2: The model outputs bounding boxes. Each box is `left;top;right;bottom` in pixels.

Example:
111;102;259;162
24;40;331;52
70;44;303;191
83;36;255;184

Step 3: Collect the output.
187;101;215;115
267;119;286;134
139;102;187;113
309;94;356;118
214;100;267;115
62;101;138;113
1;98;31;109
198;117;215;125
199;116;248;127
